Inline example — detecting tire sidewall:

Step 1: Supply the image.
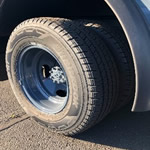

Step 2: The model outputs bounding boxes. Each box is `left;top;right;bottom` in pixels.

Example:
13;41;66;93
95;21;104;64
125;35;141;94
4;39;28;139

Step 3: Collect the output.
6;25;88;130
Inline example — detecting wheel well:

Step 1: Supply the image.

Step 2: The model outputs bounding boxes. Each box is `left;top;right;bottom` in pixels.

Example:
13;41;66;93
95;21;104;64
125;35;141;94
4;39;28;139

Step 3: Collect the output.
0;0;137;111
0;0;115;35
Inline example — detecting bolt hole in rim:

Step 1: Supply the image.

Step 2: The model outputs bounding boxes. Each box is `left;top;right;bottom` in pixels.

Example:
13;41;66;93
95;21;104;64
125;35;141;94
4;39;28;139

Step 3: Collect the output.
17;45;69;114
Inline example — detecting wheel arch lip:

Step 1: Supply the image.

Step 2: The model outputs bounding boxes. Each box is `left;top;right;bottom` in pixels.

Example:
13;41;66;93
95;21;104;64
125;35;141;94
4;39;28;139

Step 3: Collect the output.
105;0;150;111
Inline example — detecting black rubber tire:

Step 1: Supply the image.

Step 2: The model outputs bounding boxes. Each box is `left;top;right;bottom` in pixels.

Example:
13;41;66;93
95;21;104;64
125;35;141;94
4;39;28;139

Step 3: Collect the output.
83;20;135;110
6;17;118;135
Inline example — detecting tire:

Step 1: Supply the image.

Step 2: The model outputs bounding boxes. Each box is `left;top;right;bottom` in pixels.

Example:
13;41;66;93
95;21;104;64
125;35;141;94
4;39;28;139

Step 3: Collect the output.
84;20;135;110
6;17;118;135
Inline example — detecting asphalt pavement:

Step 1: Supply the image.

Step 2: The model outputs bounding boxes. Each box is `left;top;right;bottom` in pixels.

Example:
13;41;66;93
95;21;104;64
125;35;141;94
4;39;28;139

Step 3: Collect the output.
0;48;150;150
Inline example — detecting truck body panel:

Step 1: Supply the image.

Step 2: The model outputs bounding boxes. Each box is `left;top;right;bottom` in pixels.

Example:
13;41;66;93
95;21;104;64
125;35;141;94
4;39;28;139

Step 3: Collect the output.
106;0;150;111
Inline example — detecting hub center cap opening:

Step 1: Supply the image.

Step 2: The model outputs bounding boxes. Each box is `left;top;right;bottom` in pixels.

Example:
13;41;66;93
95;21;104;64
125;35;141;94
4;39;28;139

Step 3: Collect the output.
56;90;67;97
42;65;51;78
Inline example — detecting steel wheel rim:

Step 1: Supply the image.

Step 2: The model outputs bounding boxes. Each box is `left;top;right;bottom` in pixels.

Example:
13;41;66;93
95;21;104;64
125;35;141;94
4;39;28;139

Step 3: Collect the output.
17;44;69;114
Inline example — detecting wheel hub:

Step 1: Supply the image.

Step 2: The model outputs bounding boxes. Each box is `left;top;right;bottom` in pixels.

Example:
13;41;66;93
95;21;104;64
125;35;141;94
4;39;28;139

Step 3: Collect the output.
17;45;69;114
49;66;66;84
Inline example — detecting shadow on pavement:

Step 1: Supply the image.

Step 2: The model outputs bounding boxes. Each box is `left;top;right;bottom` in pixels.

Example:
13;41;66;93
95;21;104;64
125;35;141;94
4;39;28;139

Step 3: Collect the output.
75;104;150;150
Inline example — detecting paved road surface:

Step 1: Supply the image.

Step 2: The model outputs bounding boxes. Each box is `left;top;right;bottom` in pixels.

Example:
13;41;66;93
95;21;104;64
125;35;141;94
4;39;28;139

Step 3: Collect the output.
0;52;150;150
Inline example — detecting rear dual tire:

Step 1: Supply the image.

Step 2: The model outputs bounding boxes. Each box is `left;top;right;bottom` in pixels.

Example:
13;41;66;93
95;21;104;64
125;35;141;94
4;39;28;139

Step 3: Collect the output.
6;17;133;135
83;20;135;110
